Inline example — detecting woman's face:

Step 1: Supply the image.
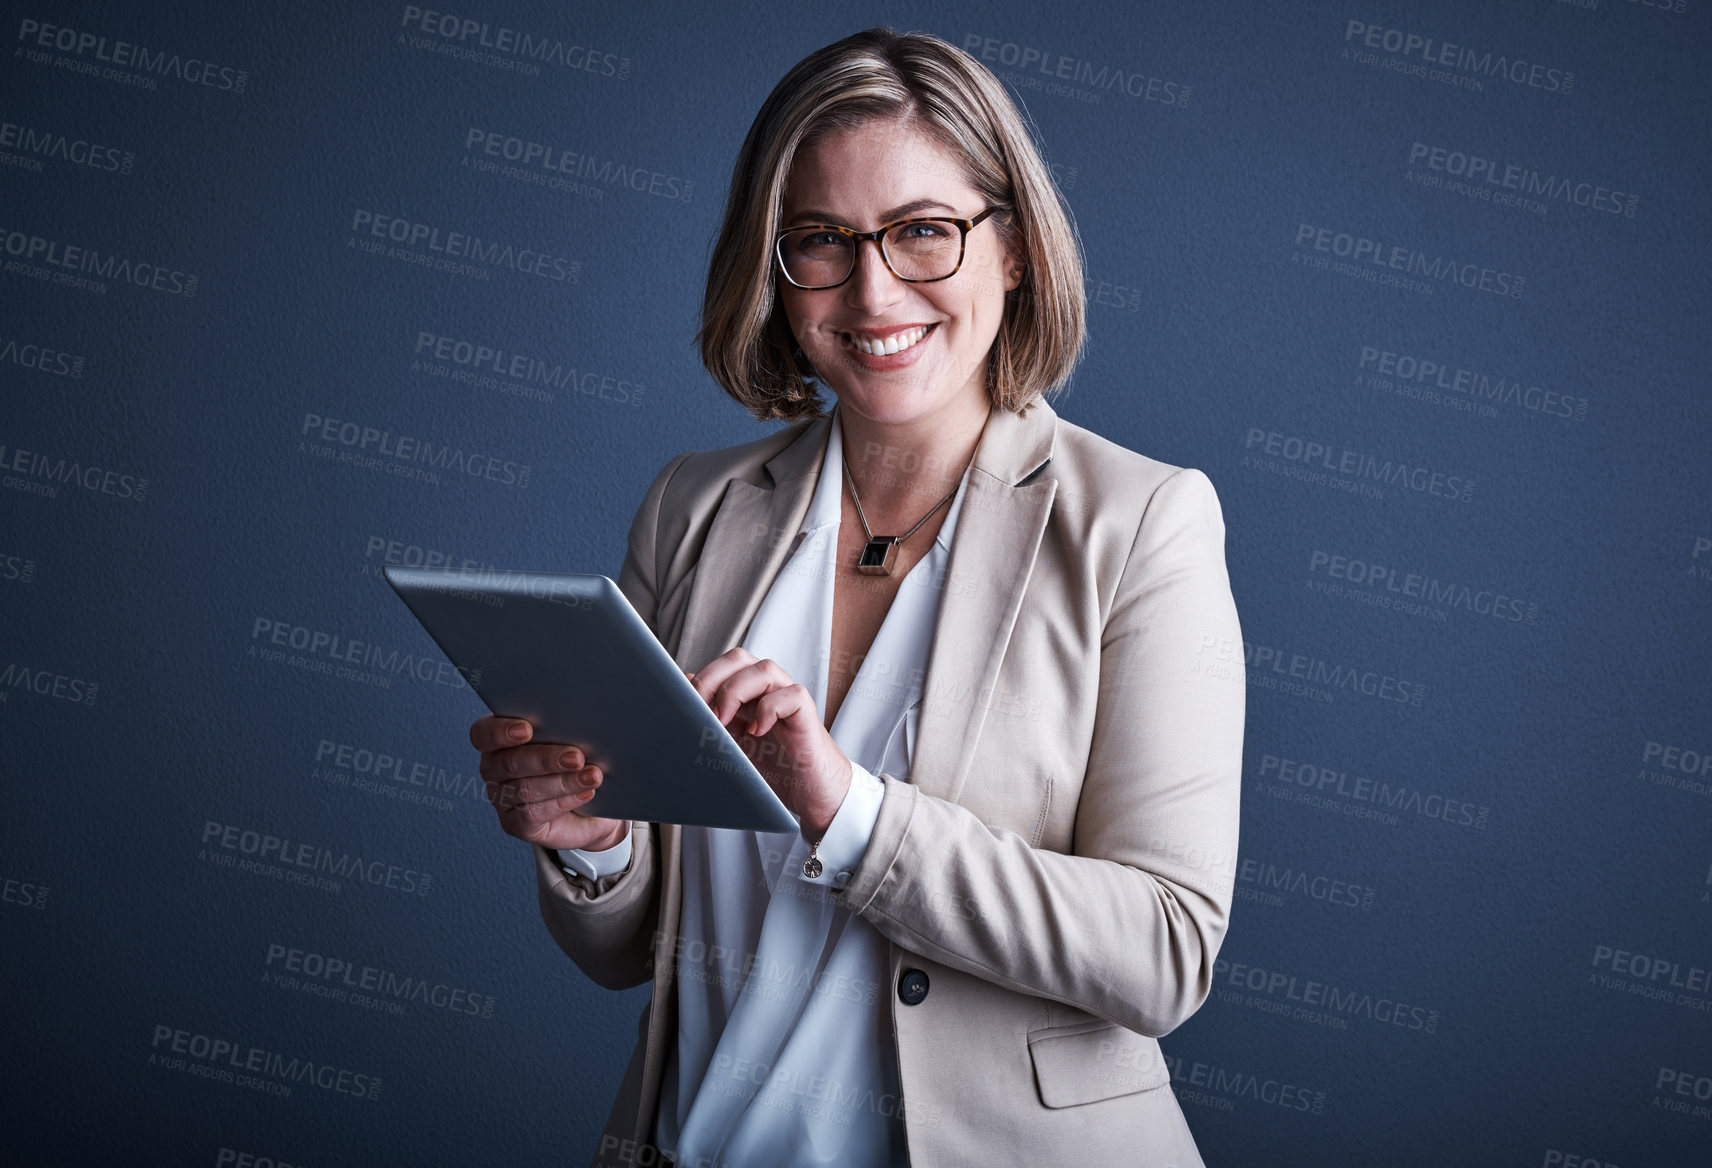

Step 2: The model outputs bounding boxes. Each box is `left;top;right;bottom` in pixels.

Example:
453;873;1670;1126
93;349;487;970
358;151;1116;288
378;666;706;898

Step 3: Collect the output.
776;116;1021;428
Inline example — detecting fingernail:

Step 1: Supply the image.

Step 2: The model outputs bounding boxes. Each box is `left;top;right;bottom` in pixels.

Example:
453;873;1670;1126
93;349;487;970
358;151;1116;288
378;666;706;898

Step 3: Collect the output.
559;749;581;769
508;722;530;741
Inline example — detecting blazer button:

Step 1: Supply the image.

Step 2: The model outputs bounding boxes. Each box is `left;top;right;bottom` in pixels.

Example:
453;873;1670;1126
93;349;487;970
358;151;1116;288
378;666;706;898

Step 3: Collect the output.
898;968;929;1005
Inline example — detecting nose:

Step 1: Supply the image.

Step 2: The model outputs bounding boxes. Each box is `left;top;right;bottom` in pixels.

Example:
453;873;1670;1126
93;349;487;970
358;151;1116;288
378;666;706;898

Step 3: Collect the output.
843;236;904;316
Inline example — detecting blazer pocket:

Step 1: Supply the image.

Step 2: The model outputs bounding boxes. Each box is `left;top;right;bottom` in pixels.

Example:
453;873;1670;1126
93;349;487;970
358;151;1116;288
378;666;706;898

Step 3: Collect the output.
1026;1020;1171;1109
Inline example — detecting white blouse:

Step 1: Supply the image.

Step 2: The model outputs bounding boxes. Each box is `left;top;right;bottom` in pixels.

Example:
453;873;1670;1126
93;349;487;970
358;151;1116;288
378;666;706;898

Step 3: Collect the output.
563;403;970;1165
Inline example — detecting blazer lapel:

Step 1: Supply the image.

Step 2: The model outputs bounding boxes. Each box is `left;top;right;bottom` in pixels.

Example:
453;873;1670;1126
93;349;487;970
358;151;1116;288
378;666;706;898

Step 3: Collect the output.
909;399;1058;808
672;414;831;675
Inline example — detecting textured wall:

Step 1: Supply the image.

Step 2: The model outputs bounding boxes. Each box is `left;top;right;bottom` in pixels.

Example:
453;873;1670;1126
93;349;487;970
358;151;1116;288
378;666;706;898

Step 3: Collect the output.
2;1;1708;1164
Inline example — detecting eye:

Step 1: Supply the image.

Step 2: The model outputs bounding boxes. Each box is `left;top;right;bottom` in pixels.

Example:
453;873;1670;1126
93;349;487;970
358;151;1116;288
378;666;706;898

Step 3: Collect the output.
895;221;951;240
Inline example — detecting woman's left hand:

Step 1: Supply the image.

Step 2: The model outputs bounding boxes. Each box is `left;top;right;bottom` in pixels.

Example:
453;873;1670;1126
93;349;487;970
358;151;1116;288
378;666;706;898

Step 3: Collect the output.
688;647;852;840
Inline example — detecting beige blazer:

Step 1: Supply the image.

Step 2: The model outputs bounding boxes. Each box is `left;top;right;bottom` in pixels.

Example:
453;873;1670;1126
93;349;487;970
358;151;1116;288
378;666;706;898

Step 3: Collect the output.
532;396;1245;1167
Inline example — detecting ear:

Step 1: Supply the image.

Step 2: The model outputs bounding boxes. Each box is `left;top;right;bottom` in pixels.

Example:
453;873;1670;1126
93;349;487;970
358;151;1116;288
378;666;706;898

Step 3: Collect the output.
1002;238;1027;293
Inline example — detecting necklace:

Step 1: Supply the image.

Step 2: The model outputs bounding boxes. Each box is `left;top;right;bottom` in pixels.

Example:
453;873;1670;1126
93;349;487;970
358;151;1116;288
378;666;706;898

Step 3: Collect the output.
841;455;961;576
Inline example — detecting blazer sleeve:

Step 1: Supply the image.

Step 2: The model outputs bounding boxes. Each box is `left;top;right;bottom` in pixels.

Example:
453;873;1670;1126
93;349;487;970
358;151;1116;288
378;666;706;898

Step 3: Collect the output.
530;451;692;991
834;466;1245;1037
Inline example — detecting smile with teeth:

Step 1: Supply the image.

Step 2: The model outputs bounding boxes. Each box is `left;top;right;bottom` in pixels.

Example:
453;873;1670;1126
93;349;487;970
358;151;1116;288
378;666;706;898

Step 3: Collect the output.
841;324;935;356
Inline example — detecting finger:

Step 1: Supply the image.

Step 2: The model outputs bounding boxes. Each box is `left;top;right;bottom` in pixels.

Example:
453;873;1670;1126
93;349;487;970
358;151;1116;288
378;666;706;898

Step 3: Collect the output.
489;770;600;818
687;648;757;705
479;744;591;787
500;789;602;842
480;745;546;786
749;683;813;738
507;779;602;829
710;659;790;724
470;715;533;751
505;767;602;808
486;771;596;816
488;773;567;814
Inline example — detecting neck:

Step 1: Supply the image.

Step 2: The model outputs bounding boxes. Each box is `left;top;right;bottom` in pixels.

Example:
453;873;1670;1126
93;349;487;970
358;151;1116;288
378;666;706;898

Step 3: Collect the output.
836;389;991;521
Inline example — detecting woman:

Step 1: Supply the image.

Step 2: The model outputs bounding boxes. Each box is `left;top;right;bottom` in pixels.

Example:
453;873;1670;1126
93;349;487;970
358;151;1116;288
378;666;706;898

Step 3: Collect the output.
471;27;1243;1168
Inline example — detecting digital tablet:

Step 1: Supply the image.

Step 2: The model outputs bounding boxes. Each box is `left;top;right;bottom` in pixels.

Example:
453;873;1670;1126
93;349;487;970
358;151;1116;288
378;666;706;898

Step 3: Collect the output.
383;566;799;833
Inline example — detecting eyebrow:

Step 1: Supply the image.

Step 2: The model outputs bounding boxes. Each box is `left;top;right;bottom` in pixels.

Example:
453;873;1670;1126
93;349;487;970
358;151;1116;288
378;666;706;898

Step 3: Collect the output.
784;198;958;228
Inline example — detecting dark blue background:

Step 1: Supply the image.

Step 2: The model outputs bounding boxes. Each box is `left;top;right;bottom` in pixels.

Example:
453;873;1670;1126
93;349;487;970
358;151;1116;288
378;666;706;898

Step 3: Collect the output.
3;1;1708;1164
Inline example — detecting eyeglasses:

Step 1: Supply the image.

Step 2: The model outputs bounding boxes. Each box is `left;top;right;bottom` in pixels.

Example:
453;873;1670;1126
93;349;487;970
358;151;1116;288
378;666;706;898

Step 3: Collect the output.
774;205;1006;290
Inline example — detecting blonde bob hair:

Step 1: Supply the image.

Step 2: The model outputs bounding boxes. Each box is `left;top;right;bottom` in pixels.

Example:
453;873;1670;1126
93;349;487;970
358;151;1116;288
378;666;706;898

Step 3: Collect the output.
698;27;1087;422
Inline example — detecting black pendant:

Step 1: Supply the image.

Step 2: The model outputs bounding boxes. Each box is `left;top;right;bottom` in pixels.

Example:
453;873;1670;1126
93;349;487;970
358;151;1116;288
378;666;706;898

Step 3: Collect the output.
857;536;899;576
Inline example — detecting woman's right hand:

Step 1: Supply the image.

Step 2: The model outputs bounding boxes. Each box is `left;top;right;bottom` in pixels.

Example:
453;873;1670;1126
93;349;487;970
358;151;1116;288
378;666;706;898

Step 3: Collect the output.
470;715;630;853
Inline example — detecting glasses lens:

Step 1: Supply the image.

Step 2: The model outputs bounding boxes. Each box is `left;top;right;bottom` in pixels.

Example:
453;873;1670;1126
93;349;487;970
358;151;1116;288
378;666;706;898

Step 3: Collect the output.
884;220;962;280
778;229;852;289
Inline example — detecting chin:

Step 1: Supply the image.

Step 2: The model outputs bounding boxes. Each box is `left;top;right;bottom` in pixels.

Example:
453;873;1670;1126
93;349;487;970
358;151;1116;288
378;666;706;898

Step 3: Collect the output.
829;383;941;421
824;365;962;410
